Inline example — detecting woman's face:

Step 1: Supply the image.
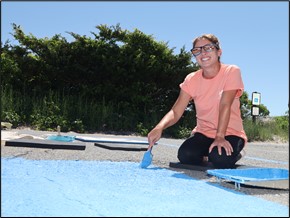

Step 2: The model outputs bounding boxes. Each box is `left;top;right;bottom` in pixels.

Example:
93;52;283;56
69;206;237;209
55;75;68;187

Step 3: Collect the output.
192;38;222;68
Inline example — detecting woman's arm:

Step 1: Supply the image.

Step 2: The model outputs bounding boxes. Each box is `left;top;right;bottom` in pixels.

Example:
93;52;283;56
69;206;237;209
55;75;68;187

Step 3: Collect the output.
147;89;191;149
209;89;237;155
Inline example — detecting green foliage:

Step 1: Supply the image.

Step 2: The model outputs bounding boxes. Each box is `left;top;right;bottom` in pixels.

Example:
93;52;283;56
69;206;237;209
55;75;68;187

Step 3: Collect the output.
2;111;21;128
1;23;286;142
136;122;150;136
2;23;195;117
1;86;22;127
1;23;195;133
30;94;69;131
1;86;288;141
274;114;289;131
243;116;289;142
175;126;192;139
71;119;85;133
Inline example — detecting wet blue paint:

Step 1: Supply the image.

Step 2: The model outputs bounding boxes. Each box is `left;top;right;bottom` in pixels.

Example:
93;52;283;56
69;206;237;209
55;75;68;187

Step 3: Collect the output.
2;157;289;217
140;148;153;168
46;135;75;142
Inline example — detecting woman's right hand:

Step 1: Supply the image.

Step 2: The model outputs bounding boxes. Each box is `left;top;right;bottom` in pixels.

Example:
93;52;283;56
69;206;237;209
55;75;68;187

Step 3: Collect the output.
147;127;163;151
146;90;191;151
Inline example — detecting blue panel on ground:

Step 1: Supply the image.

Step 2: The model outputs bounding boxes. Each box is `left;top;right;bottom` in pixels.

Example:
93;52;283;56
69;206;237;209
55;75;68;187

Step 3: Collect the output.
207;168;289;183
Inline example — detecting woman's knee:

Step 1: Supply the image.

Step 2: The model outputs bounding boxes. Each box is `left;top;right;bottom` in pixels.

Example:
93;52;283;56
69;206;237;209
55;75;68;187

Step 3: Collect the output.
177;144;204;164
208;147;236;169
177;133;212;165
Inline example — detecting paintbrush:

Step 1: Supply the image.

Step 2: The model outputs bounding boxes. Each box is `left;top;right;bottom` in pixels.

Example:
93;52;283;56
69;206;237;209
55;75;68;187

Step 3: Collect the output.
140;147;153;168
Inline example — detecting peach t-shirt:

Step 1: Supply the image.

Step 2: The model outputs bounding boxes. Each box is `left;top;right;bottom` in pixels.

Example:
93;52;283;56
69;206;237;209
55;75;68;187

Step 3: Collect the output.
180;63;248;144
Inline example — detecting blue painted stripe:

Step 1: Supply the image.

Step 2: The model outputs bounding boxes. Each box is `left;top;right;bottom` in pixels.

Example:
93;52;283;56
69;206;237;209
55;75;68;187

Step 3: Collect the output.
2;157;288;217
245;156;288;165
158;142;179;147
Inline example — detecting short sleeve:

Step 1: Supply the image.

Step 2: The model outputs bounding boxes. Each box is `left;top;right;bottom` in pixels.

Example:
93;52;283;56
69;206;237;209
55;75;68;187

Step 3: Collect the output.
224;65;244;97
179;71;200;98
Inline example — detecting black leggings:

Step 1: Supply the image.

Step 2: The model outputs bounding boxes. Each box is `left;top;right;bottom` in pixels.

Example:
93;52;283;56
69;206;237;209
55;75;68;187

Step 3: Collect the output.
177;132;245;169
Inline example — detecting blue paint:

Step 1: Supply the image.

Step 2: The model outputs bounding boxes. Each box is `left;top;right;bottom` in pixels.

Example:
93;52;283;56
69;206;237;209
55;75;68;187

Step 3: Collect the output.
207;168;289;182
207;167;289;190
140;148;153;168
2;157;289;217
46;135;75;142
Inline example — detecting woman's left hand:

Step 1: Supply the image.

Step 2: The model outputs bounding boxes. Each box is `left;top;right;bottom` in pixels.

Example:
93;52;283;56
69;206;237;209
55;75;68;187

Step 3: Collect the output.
209;136;233;156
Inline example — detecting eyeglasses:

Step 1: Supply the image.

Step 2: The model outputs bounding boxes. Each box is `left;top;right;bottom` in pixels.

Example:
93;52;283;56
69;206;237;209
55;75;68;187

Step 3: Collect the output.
190;43;218;57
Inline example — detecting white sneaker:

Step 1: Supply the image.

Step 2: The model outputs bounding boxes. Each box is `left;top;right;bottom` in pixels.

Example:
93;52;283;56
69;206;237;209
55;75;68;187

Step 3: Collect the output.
237;150;246;162
240;149;246;158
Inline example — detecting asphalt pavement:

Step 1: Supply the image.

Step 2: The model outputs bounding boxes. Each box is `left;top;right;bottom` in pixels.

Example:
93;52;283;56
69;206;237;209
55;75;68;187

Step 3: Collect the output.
1;128;289;207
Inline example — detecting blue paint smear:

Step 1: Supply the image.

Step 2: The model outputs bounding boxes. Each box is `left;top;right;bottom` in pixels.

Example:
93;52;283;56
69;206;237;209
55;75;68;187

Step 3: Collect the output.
140;148;153;168
1;157;289;217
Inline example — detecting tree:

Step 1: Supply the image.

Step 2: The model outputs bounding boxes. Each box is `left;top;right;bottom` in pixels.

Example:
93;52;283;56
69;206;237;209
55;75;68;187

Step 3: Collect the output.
1;23;270;133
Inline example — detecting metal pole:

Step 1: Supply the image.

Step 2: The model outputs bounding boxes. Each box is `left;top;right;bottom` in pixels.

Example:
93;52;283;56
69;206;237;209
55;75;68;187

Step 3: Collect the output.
252;115;256;123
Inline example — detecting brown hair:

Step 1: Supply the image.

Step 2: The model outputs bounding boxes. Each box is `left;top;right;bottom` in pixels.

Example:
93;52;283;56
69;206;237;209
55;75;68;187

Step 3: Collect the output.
192;34;221;49
192;34;221;61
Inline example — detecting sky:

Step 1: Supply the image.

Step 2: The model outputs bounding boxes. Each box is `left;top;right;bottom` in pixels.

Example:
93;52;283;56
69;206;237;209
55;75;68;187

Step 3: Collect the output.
1;1;289;116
